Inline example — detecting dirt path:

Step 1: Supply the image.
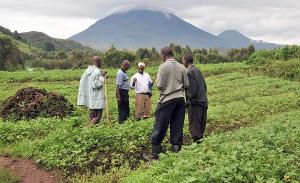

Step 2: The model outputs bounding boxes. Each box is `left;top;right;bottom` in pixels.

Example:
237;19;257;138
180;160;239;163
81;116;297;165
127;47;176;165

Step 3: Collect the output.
0;156;56;183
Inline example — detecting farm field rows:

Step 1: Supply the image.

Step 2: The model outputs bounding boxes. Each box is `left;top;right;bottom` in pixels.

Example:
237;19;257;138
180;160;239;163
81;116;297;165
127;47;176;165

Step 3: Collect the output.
0;61;299;182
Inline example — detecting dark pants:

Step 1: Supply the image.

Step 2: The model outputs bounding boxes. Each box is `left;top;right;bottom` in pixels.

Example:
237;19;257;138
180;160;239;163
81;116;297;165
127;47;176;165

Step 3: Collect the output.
118;89;130;123
187;104;207;141
151;98;186;151
89;109;103;126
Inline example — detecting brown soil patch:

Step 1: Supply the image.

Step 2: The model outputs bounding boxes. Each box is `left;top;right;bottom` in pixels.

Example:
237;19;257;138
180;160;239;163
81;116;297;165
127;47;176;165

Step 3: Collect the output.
0;156;57;183
0;87;73;120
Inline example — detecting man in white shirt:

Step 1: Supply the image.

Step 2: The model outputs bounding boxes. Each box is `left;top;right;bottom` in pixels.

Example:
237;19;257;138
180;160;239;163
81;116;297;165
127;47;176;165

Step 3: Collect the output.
130;62;153;120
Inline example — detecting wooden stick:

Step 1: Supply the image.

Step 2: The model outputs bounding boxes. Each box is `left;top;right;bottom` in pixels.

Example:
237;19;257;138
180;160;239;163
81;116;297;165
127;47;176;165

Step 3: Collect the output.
104;75;110;127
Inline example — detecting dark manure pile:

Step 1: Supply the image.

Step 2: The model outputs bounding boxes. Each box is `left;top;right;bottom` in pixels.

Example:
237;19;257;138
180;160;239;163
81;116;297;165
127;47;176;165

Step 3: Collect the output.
0;87;73;120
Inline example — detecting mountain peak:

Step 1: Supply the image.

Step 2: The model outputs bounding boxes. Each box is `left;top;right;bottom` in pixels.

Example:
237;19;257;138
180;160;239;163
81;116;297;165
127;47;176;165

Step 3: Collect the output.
115;9;173;16
218;30;251;41
69;10;280;50
70;9;222;49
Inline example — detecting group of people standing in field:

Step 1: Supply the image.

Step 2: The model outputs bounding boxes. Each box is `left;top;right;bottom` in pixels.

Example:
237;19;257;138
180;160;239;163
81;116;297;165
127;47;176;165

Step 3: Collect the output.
77;46;208;159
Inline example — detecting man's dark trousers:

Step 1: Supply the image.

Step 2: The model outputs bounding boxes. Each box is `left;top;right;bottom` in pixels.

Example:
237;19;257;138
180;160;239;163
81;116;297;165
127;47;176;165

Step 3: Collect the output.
151;98;186;153
187;103;207;141
118;89;130;123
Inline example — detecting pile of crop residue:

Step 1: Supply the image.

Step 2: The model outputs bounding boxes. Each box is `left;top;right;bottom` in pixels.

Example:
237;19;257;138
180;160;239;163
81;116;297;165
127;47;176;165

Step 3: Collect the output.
0;87;73;120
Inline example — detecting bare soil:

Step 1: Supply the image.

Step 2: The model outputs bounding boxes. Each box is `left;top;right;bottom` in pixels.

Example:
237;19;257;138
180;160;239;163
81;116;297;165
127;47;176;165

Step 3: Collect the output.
0;156;57;183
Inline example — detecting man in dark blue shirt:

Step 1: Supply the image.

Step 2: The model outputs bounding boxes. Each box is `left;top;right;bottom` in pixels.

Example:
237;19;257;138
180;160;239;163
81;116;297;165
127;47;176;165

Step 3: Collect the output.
116;60;131;123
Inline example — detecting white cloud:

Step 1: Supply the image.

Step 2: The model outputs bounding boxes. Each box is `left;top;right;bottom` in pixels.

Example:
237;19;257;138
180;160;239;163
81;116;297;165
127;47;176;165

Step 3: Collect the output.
0;9;96;38
0;0;299;44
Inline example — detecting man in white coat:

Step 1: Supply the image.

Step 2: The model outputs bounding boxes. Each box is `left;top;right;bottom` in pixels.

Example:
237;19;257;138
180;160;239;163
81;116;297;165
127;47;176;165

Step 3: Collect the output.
77;56;107;126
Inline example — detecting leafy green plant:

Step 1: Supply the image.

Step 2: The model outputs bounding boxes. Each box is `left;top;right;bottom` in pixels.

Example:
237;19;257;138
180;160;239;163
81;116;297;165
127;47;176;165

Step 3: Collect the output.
124;110;300;183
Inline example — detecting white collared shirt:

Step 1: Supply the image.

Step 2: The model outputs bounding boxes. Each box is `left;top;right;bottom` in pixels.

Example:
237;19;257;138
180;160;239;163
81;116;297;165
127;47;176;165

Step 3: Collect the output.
130;72;152;93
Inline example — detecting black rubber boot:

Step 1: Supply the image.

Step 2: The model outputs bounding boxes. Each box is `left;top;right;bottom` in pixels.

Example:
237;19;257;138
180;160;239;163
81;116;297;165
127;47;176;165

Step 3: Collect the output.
171;145;181;153
193;136;204;144
151;145;162;160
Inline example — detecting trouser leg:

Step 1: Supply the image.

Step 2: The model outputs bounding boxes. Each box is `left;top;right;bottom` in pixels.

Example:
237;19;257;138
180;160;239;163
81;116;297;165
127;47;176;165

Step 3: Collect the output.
144;95;151;118
135;94;144;118
118;90;130;123
151;101;175;148
200;107;208;138
169;99;185;145
89;109;103;126
188;105;207;141
124;91;130;121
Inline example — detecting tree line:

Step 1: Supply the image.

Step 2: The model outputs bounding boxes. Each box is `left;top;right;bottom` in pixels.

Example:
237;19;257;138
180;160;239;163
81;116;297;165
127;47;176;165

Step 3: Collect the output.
1;34;300;70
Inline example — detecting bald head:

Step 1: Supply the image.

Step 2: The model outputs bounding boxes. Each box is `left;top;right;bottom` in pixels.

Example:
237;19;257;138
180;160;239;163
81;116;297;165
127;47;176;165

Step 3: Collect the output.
93;56;102;68
121;60;131;71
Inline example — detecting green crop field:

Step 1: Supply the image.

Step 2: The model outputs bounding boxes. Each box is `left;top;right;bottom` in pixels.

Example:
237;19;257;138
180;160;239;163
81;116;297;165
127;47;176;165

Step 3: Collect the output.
0;61;299;182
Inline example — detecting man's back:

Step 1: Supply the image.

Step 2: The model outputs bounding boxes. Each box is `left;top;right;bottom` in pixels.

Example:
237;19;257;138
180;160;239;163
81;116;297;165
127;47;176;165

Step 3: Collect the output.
187;65;208;106
157;58;189;103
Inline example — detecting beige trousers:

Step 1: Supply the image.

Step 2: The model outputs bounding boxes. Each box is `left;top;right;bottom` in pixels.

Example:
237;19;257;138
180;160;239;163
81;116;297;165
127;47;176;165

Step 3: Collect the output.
135;93;151;118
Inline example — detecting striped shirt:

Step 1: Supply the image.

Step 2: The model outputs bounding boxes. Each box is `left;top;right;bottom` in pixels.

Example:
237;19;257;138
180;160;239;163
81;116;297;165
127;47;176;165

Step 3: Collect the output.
116;69;130;90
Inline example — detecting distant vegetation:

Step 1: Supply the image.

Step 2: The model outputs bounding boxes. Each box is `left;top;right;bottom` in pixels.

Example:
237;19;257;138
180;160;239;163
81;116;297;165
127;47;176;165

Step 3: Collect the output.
0;36;25;70
0;25;300;71
0;26;24;42
20;31;85;51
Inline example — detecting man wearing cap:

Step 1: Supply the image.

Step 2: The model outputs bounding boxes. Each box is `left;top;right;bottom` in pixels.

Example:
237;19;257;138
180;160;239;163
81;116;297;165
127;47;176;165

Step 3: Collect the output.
116;60;131;123
130;62;153;120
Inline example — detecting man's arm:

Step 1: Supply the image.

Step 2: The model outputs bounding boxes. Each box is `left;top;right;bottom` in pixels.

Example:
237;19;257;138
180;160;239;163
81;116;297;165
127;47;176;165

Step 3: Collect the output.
187;71;198;99
183;67;189;91
116;72;123;103
116;85;121;104
156;66;164;90
146;73;154;88
92;71;104;89
130;75;137;88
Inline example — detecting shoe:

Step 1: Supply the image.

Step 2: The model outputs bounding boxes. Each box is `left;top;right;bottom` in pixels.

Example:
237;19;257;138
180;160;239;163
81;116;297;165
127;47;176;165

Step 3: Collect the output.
193;136;204;143
143;153;159;161
151;145;162;159
171;145;181;153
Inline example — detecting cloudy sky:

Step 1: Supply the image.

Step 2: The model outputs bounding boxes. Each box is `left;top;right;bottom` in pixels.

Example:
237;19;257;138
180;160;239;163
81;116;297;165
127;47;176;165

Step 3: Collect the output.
0;0;299;44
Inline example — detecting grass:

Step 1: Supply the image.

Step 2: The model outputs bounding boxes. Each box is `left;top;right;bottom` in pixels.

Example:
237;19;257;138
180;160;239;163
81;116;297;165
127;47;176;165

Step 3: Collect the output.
0;167;19;183
249;59;300;81
123;110;300;183
0;61;299;182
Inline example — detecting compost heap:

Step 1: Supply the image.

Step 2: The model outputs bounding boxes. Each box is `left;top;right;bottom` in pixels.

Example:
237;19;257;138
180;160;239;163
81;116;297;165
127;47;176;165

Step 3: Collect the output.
0;87;73;120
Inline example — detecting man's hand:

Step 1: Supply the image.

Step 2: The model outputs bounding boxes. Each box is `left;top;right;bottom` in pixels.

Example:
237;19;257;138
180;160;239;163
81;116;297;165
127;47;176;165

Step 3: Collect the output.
102;71;108;76
117;97;121;104
132;78;137;87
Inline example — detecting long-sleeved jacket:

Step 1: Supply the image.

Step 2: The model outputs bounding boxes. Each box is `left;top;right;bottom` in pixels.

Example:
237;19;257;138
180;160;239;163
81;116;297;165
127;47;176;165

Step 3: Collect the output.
77;65;105;109
186;65;208;107
156;58;189;103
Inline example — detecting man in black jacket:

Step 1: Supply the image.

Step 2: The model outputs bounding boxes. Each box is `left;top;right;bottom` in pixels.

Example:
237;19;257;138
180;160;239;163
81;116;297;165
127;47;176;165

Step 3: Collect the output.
182;54;208;143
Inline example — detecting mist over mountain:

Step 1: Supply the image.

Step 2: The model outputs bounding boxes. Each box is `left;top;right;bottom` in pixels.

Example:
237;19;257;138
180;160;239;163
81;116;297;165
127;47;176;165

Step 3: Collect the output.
70;9;281;50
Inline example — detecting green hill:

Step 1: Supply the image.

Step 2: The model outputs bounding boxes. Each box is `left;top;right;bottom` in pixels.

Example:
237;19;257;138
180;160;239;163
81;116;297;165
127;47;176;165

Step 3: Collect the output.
0;33;32;54
20;31;85;51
